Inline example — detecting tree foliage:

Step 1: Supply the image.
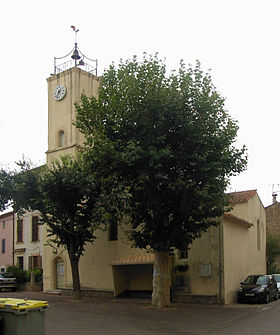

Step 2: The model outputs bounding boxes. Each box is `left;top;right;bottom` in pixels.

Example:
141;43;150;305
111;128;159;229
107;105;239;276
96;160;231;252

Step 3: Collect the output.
75;54;247;307
267;233;280;273
0;155;104;299
76;54;247;252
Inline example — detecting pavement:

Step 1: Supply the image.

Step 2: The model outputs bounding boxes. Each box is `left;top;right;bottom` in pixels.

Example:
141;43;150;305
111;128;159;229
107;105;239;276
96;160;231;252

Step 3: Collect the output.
0;290;276;335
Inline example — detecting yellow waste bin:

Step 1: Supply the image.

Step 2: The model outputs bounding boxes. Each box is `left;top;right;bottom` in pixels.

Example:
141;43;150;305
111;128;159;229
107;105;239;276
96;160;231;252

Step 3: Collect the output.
0;298;48;335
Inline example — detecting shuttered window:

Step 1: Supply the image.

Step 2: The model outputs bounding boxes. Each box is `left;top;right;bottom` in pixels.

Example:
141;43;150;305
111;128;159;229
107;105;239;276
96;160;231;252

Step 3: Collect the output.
28;255;42;270
32;216;39;241
17;219;23;242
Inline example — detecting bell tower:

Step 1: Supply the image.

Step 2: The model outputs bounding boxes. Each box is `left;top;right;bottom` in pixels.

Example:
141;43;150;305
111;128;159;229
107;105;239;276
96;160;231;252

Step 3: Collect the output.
46;27;101;166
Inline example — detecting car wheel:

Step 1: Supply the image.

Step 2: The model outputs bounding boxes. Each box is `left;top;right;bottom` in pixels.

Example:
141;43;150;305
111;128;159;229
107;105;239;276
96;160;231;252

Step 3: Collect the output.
264;293;269;304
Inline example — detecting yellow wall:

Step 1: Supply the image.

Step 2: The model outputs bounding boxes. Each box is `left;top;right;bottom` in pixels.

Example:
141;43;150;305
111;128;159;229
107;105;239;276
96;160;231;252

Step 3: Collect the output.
186;225;220;297
46;67;101;165
223;193;266;304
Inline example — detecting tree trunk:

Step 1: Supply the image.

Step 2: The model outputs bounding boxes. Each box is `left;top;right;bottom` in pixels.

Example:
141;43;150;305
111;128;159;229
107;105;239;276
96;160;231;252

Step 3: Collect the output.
152;251;171;308
68;250;81;300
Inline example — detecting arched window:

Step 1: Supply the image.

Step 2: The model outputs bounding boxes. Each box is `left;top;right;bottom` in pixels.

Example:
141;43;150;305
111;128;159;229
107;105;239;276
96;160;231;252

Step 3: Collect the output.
58;130;65;147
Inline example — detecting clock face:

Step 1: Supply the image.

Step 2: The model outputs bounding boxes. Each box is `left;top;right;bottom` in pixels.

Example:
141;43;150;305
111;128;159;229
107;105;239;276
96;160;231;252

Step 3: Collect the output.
54;85;67;101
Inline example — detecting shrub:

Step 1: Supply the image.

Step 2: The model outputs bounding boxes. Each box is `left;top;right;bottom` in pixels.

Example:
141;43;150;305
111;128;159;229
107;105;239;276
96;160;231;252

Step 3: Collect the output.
26;268;43;282
6;266;28;283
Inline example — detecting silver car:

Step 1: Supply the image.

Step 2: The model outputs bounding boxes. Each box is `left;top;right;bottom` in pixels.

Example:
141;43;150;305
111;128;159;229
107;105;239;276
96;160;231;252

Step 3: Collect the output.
0;273;17;292
271;274;280;293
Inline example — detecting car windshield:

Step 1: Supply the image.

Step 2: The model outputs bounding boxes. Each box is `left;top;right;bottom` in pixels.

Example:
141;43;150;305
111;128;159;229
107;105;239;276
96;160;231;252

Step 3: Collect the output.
1;273;15;278
273;275;280;282
244;275;267;285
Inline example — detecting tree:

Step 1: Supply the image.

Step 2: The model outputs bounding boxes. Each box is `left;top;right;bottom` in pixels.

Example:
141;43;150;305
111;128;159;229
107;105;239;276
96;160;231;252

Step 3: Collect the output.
0;168;12;211
0;156;103;300
75;54;247;307
267;234;280;274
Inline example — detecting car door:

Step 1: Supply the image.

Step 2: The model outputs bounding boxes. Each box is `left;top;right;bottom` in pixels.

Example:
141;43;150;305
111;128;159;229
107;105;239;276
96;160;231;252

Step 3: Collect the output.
268;277;275;299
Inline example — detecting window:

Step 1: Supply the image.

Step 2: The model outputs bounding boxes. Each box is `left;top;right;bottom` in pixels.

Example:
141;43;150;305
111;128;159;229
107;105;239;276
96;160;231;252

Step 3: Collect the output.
180;250;188;259
58;130;65;147
201;263;212;277
1;239;5;253
108;221;118;241
2;221;5;229
32;216;39;242
29;255;42;270
17;256;24;270
257;219;260;250
17;219;23;242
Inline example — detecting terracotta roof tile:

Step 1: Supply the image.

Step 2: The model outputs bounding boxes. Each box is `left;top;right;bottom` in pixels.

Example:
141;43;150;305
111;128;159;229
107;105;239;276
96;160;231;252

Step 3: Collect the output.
224;213;253;228
112;254;155;265
228;190;257;204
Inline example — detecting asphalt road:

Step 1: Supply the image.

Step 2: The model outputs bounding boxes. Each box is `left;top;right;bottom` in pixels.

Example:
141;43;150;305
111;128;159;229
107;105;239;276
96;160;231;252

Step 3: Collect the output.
0;291;280;335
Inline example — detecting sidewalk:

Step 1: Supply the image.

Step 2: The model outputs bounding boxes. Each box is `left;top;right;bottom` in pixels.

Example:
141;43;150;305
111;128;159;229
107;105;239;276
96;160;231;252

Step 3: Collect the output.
0;290;271;335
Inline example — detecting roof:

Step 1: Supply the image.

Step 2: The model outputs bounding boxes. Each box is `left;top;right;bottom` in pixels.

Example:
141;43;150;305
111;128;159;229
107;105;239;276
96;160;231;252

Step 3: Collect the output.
0;211;14;220
224;213;253;228
228;190;257;204
111;254;155;266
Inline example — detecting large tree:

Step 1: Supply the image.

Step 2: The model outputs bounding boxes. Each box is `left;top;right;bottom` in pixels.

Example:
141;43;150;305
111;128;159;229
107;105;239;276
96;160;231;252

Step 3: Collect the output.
0;156;103;300
75;54;247;307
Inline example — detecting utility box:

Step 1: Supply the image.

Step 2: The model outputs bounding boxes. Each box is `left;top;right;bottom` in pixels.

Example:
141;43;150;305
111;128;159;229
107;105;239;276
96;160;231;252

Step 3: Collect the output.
0;298;48;335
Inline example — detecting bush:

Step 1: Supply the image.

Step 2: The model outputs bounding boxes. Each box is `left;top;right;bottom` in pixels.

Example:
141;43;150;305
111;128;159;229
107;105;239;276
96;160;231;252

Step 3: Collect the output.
6;266;28;284
26;268;43;282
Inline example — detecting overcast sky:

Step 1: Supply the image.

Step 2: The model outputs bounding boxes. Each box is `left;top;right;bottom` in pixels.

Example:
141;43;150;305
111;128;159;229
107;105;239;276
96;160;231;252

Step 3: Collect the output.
0;0;279;207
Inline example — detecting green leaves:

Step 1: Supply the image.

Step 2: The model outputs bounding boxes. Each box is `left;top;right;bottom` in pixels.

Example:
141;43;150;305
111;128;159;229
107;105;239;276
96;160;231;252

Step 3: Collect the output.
76;53;247;253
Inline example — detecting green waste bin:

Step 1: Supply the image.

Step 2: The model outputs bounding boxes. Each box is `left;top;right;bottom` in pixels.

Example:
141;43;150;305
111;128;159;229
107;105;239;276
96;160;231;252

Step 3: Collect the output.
0;298;48;335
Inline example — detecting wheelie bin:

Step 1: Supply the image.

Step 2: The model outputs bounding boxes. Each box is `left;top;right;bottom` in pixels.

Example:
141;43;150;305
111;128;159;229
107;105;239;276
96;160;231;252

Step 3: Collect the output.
0;298;48;335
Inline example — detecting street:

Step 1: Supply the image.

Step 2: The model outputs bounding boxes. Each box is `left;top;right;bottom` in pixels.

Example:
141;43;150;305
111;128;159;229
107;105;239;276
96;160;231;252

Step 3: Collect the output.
0;291;280;335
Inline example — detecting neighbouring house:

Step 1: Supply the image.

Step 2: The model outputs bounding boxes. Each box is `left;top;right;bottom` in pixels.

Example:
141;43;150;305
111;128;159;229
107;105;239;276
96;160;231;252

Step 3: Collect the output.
0;211;14;272
266;194;280;237
265;193;280;270
14;210;43;271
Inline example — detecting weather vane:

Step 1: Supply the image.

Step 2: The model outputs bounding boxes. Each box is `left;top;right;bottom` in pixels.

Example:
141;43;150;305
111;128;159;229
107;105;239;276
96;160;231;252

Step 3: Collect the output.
71;25;79;43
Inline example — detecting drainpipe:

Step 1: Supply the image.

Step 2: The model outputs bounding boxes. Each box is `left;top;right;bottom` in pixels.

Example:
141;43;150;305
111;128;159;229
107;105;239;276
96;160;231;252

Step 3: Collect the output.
12;211;15;266
218;221;224;305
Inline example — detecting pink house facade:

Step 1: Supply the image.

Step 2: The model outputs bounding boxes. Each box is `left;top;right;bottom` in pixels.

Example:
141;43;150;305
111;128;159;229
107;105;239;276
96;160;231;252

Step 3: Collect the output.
0;211;14;272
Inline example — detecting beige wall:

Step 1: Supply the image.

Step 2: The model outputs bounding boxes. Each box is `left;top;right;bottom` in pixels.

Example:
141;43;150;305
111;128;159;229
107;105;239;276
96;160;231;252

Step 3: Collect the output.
186;225;220;297
43;223;149;292
46;67;101;165
223;193;266;304
174;192;267;304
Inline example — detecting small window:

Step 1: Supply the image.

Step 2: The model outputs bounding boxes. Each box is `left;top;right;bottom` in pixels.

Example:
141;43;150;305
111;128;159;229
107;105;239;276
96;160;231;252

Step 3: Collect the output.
180;250;188;259
58;130;65;147
32;216;39;242
2;221;5;229
108;221;118;241
1;239;5;254
257;219;260;250
17;219;23;242
29;255;42;270
17;256;24;270
201;263;212;277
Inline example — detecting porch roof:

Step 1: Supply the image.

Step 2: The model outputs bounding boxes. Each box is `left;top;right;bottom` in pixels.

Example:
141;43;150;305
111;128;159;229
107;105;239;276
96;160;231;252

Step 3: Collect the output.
224;213;253;228
112;253;155;266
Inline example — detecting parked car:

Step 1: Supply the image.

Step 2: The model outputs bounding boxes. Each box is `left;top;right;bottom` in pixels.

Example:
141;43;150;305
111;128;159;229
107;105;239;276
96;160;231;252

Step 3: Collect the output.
238;274;278;303
0;272;17;292
271;274;280;293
